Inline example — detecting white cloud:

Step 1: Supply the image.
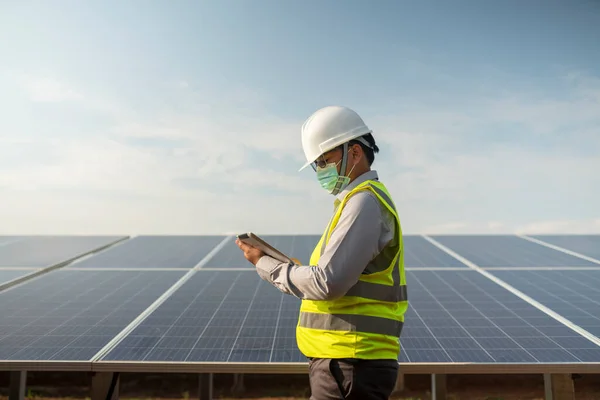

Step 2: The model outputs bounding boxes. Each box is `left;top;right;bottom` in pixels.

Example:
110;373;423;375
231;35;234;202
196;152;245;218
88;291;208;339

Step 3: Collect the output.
421;222;468;234
1;71;599;235
380;141;599;234
479;72;600;140
20;76;83;102
515;219;600;235
488;221;504;230
363;71;600;235
0;77;333;235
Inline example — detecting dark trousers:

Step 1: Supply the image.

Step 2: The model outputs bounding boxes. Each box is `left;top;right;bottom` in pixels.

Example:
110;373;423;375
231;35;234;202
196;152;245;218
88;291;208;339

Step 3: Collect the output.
308;358;398;400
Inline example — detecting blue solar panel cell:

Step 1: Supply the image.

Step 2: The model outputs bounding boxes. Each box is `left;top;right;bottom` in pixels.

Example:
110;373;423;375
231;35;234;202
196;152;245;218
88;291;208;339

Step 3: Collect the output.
530;235;600;262
101;270;303;362
0;270;36;286
0;270;185;361
488;270;600;340
430;235;598;267
0;236;25;246
400;270;596;363
403;236;469;268
102;269;598;364
0;236;125;268
69;235;226;269
206;235;320;268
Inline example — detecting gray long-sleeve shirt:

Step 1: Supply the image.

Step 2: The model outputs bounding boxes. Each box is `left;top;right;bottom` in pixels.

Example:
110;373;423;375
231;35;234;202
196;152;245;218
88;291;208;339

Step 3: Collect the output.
255;170;396;301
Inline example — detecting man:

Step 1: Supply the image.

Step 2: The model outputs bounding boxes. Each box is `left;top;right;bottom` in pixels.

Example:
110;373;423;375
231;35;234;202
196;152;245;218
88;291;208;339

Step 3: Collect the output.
236;105;408;400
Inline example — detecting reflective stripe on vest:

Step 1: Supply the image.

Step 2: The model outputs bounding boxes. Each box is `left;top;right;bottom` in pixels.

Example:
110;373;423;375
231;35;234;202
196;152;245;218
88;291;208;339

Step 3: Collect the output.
344;279;407;303
300;312;404;337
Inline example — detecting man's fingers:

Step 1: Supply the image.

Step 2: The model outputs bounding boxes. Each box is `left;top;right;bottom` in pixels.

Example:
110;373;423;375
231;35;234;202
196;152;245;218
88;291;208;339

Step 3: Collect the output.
236;239;250;251
236;239;264;265
236;239;253;249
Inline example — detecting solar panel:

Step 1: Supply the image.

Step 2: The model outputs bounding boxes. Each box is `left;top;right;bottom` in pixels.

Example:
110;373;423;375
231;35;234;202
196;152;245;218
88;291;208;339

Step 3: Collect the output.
488;269;600;350
0;236;24;246
530;235;600;262
0;270;185;361
101;269;599;364
101;270;302;362
429;235;598;267
0;270;37;286
400;270;599;363
206;235;321;268
404;236;469;268
68;235;226;269
0;235;125;268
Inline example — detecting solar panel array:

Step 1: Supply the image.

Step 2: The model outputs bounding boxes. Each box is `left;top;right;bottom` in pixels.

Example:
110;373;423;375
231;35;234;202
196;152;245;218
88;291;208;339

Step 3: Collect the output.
0;235;125;268
1;233;600;373
0;235;126;290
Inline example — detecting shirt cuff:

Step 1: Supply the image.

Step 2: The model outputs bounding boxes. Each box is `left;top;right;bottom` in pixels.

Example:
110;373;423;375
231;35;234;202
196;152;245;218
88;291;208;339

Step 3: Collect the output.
255;255;282;281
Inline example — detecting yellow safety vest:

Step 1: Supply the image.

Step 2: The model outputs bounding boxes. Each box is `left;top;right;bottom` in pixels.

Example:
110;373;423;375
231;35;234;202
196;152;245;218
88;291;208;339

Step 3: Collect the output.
296;179;408;360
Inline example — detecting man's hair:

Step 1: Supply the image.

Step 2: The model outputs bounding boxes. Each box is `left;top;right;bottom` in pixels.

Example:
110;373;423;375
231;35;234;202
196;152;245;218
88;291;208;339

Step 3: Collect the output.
349;133;379;166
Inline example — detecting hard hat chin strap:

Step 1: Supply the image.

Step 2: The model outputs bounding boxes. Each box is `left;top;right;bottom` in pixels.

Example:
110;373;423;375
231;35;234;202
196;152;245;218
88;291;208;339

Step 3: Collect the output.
327;142;355;196
339;142;349;178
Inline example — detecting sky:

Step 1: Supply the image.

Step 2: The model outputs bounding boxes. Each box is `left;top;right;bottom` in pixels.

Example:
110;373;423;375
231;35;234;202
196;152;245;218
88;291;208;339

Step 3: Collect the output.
0;0;599;235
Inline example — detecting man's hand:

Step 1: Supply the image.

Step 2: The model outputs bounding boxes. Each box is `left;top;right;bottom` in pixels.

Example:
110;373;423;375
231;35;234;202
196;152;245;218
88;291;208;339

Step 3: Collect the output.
236;238;265;266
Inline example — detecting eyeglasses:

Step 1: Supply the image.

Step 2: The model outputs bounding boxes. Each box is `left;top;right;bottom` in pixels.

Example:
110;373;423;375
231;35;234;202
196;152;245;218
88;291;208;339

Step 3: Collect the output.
311;159;330;170
311;157;342;171
311;147;346;170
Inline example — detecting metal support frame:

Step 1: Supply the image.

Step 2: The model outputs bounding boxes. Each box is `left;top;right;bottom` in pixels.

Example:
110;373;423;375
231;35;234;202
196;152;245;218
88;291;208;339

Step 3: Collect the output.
9;371;27;400
232;373;245;394
391;372;405;394
0;368;590;400
544;373;575;400
431;373;447;400
91;372;120;400
198;373;213;400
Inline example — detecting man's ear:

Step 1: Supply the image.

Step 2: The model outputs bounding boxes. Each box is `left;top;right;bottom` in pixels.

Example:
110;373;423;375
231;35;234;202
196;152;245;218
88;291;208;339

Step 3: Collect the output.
351;143;363;164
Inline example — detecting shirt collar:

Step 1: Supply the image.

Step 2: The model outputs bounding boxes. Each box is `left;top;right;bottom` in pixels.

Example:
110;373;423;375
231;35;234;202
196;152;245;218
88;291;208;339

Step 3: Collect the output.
334;170;379;206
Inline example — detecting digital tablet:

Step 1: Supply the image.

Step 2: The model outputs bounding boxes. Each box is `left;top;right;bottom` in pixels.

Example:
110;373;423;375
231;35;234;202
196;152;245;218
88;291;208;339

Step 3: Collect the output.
237;232;293;264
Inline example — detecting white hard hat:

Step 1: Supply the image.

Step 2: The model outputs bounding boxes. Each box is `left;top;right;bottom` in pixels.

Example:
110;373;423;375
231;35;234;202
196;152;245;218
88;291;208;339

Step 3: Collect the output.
299;105;372;171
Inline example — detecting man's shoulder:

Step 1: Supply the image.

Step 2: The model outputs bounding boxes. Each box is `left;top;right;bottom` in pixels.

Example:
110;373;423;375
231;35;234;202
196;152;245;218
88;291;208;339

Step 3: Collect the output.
354;179;395;202
342;183;397;245
344;187;392;219
344;189;380;211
